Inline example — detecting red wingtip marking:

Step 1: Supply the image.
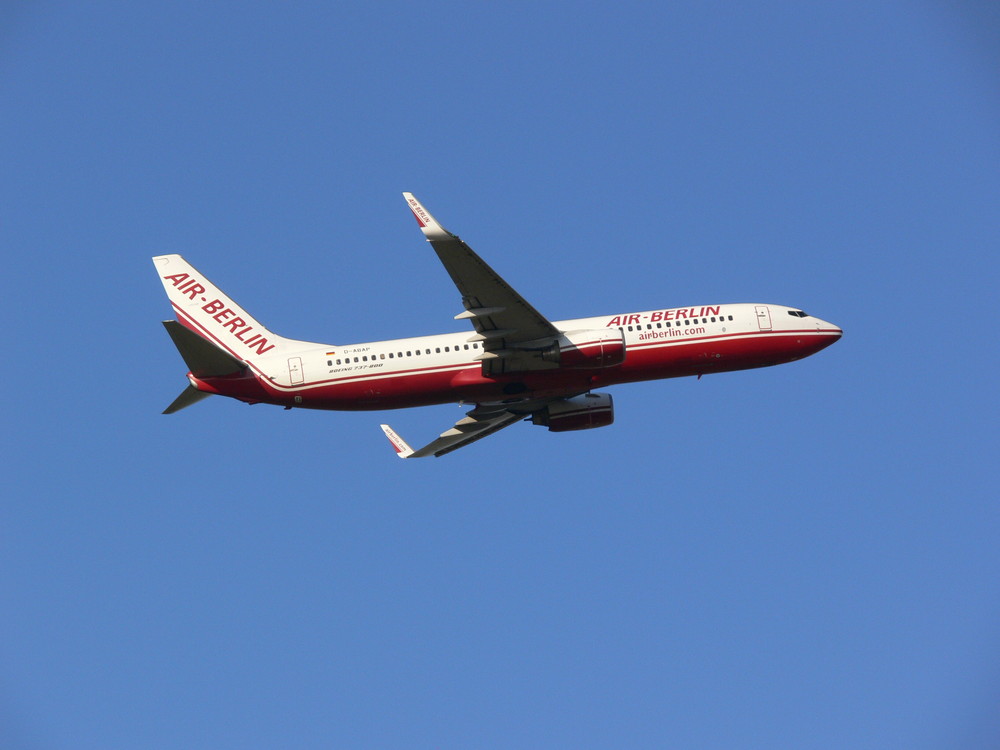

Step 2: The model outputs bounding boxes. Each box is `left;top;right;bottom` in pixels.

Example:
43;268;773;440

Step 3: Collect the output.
409;208;427;228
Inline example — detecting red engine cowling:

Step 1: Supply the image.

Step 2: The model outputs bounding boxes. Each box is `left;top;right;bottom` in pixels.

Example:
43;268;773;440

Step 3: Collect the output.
558;329;626;369
531;393;614;432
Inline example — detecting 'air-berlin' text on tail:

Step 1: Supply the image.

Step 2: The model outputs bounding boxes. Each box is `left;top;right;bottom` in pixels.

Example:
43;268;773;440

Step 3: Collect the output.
153;254;298;364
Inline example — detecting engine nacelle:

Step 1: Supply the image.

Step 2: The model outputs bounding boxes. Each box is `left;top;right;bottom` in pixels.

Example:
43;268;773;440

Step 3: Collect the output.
558;329;626;369
531;393;614;432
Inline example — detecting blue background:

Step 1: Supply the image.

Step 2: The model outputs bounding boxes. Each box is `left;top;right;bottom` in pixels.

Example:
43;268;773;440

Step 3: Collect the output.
3;3;999;748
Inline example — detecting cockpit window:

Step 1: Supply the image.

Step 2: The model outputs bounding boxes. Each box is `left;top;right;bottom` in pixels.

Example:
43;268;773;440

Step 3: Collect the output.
787;310;809;318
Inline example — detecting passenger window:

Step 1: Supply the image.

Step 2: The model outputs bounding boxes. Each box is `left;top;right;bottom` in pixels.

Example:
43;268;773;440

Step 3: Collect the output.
327;360;332;366
380;353;385;360
435;347;441;353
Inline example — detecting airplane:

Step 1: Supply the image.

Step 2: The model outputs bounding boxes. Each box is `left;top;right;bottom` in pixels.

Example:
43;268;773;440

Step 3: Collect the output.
153;192;842;458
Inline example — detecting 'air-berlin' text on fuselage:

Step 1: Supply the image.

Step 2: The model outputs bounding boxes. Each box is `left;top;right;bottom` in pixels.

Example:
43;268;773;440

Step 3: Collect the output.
162;273;275;355
606;306;721;327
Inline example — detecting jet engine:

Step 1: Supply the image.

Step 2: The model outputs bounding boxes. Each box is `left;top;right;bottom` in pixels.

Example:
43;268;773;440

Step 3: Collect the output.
531;393;614;432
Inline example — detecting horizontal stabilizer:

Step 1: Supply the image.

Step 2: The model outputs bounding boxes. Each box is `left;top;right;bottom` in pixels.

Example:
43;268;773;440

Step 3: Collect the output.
163;384;212;414
162;320;246;377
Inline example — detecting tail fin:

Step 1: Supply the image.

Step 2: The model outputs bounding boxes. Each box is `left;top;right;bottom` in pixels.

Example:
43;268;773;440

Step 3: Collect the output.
153;254;294;365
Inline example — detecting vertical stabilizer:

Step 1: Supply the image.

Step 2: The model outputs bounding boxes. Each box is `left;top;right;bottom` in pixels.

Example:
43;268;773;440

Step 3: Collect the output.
153;254;294;365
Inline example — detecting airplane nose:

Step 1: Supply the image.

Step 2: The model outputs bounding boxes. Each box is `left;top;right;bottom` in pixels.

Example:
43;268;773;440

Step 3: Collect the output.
801;315;842;355
815;317;842;338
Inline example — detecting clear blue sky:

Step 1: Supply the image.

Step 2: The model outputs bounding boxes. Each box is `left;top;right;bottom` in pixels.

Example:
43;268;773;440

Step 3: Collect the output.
3;2;999;748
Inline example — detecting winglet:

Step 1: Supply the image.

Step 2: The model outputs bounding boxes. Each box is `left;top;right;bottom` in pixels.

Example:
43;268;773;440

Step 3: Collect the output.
402;192;451;240
380;424;415;458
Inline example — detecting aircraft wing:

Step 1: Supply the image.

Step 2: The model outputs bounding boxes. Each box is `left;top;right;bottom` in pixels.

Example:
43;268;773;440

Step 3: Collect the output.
380;396;573;458
403;193;560;352
381;409;524;458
